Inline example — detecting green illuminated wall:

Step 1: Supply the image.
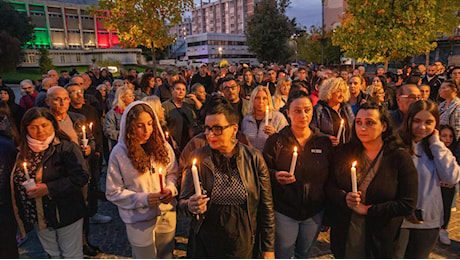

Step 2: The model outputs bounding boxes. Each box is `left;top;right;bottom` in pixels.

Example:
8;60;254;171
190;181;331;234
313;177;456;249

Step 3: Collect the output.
10;1;51;48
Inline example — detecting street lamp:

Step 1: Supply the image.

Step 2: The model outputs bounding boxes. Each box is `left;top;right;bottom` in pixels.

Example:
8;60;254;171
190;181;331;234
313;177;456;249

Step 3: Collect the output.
218;47;223;59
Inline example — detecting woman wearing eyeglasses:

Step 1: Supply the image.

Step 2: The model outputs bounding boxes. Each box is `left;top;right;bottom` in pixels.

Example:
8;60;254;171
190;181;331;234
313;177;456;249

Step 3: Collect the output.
178;103;275;259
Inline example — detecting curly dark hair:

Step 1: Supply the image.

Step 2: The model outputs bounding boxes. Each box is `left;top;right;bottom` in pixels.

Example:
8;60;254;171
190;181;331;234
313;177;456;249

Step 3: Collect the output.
125;103;170;173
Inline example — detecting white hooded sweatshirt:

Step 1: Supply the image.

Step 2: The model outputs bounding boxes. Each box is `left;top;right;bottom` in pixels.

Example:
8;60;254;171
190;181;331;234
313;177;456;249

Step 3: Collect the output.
106;101;178;246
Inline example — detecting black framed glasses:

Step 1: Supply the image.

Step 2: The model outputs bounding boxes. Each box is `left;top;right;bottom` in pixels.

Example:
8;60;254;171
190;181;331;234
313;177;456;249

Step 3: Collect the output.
204;124;234;136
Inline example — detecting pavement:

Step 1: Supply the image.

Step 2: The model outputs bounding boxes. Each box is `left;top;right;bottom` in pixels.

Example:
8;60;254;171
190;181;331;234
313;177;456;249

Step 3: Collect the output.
18;172;460;259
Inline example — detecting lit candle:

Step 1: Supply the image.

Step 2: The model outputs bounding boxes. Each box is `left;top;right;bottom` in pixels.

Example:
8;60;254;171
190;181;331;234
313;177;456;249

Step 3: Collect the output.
158;167;164;194
265;105;269;126
191;158;201;196
23;162;30;181
351;161;358;193
89;122;93;132
336;119;344;141
165;131;170;142
82;125;87;140
289;146;298;175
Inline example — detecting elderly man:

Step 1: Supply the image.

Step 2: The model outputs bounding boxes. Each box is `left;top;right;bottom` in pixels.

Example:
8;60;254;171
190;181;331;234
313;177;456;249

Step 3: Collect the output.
47;70;60;84
19;79;38;111
220;76;249;126
390;84;422;129
35;77;58;107
46;86;111;256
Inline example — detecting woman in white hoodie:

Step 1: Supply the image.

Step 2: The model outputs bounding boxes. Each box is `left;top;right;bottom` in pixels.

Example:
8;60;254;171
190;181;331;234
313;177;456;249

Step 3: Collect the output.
398;100;460;258
106;101;178;258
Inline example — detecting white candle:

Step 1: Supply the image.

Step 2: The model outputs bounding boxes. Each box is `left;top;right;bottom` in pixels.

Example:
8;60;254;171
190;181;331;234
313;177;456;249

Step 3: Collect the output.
351;161;358;193
265;105;269;126
23;162;30;181
82;125;87;140
289;146;298;175
336;119;344;141
89;122;93;132
191;159;201;196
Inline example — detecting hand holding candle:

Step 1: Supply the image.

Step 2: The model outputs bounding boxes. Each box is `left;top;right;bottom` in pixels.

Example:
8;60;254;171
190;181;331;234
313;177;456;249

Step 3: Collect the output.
351;161;358;193
336;119;344;141
289;146;298;175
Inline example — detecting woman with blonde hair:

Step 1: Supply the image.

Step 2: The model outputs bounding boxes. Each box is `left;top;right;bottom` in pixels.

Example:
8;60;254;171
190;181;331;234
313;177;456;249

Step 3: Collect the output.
241;86;288;151
347;75;367;114
103;86;135;151
365;84;386;108
311;77;354;146
272;78;292;111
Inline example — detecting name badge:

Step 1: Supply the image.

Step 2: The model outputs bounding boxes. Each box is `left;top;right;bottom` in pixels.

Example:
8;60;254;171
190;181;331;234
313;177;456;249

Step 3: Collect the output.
311;149;322;154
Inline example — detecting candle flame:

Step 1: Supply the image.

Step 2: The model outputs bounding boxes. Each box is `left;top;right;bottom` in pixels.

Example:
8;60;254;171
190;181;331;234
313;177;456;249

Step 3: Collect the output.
23;162;27;168
82;125;86;131
165;131;169;137
352;161;357;167
266;105;269;110
192;158;197;165
294;146;298;152
340;119;344;126
89;122;93;128
159;167;162;174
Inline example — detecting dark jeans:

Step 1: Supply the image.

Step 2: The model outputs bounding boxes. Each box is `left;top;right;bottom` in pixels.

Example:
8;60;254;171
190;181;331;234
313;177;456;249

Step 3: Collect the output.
397;228;439;259
441;186;455;229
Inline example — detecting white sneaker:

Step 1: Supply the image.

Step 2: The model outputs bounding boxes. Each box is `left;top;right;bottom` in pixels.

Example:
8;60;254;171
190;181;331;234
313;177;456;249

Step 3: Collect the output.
90;213;112;224
439;229;451;245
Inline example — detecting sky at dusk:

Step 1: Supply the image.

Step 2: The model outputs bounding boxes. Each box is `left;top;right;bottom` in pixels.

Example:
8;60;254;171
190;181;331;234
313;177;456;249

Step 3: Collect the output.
191;0;323;29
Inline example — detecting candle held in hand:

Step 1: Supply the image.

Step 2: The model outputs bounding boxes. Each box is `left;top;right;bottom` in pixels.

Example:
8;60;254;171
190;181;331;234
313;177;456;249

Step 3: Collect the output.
89;122;93;132
82;125;87;140
336;119;344;141
265;106;269;126
351;161;358;193
289;146;298;175
165;131;170;141
191;159;201;196
23;162;30;180
158;167;164;194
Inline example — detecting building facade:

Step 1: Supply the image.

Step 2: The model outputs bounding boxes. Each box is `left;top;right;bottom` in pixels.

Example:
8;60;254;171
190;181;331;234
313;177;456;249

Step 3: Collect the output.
186;33;257;64
191;0;256;35
9;0;142;67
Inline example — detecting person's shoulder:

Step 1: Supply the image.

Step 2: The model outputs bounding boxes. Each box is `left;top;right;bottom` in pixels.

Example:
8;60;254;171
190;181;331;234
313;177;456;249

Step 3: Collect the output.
68;111;86;122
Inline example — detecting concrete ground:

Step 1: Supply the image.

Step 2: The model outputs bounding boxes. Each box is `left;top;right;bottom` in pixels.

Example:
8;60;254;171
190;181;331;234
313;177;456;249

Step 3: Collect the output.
18;189;460;259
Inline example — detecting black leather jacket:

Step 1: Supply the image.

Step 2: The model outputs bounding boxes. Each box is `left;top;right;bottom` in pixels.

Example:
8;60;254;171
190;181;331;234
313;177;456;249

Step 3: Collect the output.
178;143;275;253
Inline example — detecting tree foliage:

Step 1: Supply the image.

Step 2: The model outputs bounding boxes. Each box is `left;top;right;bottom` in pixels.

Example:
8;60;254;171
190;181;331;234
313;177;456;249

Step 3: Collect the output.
296;26;341;65
0;0;34;72
246;0;296;64
92;0;193;75
332;0;460;69
38;48;54;74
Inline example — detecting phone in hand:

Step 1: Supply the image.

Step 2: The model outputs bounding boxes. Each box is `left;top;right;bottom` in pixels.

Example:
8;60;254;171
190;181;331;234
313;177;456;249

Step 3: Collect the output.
414;209;424;221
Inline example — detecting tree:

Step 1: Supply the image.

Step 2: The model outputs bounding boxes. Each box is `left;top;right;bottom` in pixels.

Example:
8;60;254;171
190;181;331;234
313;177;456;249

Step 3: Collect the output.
296;26;341;65
246;0;296;64
0;0;34;72
38;48;54;74
93;0;193;76
332;0;460;71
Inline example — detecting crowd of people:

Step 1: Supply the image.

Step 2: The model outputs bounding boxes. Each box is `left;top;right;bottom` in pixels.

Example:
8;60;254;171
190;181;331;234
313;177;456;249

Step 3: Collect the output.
0;61;459;258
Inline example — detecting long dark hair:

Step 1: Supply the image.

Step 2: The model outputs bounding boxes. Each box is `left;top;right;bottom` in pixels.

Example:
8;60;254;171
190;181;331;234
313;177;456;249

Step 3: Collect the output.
439;124;458;152
18;107;70;162
125;103;169;173
348;101;404;154
0;100;19;145
139;73;154;94
400;100;440;160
